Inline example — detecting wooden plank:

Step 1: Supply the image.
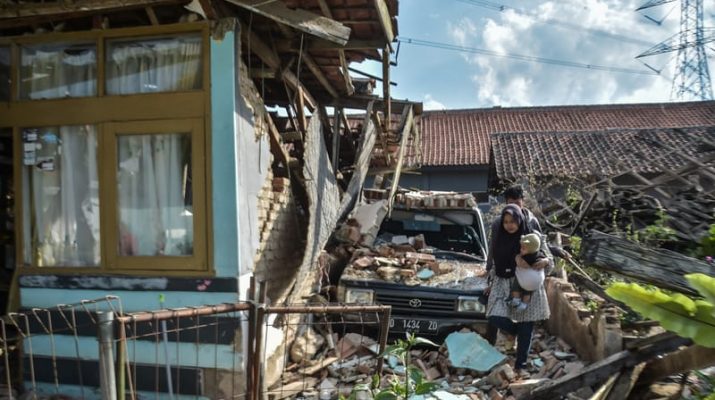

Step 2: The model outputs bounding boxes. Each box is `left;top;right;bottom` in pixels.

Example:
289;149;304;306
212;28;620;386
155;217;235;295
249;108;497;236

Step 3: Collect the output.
145;6;160;25
302;53;339;98
527;333;689;400
225;0;350;45
387;106;414;216
604;363;645;400
0;0;182;20
638;345;715;385
276;38;387;51
241;27;317;110
373;0;395;44
265;114;290;167
332;108;342;172
338;102;378;220
339;49;355;95
382;45;391;133
580;230;712;296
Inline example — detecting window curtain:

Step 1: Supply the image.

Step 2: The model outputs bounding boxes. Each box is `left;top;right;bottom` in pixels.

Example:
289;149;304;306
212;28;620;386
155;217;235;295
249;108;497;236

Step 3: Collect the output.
27;126;100;267
108;36;199;257
117;134;192;256
106;36;202;95
21;44;96;100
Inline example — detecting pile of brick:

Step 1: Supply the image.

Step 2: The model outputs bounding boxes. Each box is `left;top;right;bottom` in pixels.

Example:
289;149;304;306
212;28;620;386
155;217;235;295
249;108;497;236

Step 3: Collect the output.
363;189;478;209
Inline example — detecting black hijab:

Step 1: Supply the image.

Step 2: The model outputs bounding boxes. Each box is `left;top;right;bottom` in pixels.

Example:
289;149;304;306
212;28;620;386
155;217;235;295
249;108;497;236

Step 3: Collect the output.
492;204;531;278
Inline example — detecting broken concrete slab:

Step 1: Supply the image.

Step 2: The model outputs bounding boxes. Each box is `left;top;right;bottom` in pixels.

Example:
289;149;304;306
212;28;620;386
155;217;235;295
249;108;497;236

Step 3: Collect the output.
445;331;506;372
351;200;388;247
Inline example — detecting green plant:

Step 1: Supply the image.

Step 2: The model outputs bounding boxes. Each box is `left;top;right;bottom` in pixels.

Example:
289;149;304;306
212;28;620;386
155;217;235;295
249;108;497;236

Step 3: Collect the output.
634;210;677;247
565;186;583;209
606;273;715;348
698;223;715;259
344;334;440;400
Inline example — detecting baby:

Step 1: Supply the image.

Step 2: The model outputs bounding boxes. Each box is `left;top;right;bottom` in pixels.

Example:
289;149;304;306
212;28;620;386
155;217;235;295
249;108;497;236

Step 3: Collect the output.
508;233;546;311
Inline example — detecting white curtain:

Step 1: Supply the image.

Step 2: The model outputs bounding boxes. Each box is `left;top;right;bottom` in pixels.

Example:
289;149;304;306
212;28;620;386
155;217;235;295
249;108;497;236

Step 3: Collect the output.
117;134;192;256
21;44;96;99
28;126;100;267
108;36;200;257
106;36;202;95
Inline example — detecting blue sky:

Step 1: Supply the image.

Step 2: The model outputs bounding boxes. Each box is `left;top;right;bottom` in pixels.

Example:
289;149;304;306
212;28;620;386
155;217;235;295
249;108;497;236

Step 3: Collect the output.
355;0;714;109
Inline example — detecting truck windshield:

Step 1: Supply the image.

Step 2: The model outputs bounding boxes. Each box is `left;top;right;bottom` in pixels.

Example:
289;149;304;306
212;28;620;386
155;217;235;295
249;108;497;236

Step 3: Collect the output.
378;213;485;260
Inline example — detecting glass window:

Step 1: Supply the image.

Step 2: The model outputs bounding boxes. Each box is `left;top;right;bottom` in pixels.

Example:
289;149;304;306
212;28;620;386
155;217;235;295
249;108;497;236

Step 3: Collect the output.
19;43;97;100
117;133;193;256
22;125;100;267
106;35;202;95
0;47;9;101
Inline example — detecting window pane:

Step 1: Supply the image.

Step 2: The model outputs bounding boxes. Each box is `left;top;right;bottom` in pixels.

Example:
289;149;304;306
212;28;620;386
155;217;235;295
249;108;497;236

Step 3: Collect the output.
117;133;193;256
106;35;202;95
22;125;100;267
20;43;97;100
0;47;9;101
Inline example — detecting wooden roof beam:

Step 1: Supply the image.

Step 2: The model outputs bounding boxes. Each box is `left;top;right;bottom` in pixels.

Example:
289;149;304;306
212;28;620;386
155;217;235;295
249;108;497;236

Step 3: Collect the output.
302;53;339;99
0;0;186;19
225;0;350;45
339;50;355;96
276;38;388;51
241;26;317;110
373;0;395;49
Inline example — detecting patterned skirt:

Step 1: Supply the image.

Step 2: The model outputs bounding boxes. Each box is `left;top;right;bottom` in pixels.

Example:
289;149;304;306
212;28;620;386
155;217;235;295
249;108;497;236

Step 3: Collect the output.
486;275;550;322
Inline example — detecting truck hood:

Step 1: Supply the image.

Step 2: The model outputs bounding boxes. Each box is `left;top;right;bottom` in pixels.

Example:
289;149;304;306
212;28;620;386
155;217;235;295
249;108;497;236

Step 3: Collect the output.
341;260;489;291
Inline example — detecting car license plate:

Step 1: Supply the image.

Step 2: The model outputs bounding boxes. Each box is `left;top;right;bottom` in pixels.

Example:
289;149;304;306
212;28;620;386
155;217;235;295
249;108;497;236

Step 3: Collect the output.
389;317;439;333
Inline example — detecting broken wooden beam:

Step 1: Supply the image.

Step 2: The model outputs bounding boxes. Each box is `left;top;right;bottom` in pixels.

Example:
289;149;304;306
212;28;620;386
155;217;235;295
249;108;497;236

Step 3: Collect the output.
387;106;414;216
225;0;350;45
526;333;690;400
580;230;711;296
373;0;395;46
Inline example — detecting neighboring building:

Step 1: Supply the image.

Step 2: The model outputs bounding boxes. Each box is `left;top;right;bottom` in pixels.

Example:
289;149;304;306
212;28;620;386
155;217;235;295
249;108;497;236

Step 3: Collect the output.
400;101;715;194
490;126;715;182
0;0;401;397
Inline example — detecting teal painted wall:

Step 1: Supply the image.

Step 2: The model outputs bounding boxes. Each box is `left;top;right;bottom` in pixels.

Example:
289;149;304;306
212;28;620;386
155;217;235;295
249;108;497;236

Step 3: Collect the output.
210;30;242;279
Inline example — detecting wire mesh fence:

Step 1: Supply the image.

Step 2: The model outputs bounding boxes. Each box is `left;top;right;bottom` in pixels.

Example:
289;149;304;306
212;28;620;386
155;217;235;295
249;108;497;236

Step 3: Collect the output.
0;293;392;400
255;304;391;400
116;302;252;400
0;295;124;400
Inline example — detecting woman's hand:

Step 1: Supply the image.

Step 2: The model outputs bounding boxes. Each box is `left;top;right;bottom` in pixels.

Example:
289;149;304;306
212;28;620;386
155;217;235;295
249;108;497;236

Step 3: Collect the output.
531;258;550;270
515;255;529;269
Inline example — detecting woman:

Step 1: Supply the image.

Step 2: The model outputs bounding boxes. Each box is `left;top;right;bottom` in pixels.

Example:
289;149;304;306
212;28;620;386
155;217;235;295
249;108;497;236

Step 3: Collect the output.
485;204;552;375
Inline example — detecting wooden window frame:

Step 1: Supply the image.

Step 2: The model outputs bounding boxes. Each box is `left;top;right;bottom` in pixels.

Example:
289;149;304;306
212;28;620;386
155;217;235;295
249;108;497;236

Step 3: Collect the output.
104;119;207;271
1;22;213;276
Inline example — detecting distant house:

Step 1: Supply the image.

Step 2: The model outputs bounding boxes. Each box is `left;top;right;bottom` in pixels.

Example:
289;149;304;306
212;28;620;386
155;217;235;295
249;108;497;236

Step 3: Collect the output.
399;101;715;194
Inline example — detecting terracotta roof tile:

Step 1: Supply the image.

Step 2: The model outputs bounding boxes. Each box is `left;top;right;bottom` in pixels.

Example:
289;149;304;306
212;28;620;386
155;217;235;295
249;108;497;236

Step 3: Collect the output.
421;101;715;166
491;126;715;180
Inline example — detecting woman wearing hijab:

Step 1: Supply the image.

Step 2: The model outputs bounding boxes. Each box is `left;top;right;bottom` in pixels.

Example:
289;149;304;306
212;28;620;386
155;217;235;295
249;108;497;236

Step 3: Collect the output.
485;204;552;375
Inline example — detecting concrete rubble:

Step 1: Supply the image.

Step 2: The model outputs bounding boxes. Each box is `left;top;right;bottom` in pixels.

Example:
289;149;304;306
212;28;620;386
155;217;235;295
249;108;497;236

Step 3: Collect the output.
270;324;593;400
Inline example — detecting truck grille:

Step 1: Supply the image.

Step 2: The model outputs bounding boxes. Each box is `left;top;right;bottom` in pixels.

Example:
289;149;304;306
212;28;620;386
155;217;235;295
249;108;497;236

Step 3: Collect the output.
375;291;455;315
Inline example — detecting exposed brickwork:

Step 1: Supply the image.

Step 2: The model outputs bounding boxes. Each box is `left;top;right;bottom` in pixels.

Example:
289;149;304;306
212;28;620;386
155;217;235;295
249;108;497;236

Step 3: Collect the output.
253;171;303;300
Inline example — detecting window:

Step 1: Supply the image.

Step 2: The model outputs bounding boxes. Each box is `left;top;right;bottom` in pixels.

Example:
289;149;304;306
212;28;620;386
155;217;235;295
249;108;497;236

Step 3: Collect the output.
20;42;97;100
1;24;210;273
106;35;202;95
22;125;100;267
106;119;206;270
0;47;9;101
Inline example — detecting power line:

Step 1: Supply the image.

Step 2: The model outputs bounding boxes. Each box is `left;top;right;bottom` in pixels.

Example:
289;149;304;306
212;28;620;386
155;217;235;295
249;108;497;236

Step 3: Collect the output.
397;36;661;76
452;0;654;46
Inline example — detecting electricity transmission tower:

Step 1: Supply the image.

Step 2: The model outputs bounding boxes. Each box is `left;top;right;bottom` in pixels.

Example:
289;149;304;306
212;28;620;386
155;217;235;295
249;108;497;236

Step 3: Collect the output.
636;0;714;100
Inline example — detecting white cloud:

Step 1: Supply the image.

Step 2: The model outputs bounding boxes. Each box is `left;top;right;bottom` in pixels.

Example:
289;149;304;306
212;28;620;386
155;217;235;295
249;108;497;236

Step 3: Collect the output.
451;0;691;106
423;94;447;110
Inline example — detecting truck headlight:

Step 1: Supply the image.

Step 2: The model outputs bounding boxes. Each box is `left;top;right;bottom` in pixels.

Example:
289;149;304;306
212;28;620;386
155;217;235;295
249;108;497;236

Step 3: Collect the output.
458;296;485;313
345;288;374;304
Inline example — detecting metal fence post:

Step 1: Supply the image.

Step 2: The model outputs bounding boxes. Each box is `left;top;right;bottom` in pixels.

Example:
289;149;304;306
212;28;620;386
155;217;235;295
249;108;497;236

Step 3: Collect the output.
98;311;117;400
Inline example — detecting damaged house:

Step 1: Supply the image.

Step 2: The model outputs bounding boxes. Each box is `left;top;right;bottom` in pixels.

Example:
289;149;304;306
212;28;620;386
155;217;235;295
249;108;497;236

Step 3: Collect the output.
399;101;715;199
0;0;421;397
